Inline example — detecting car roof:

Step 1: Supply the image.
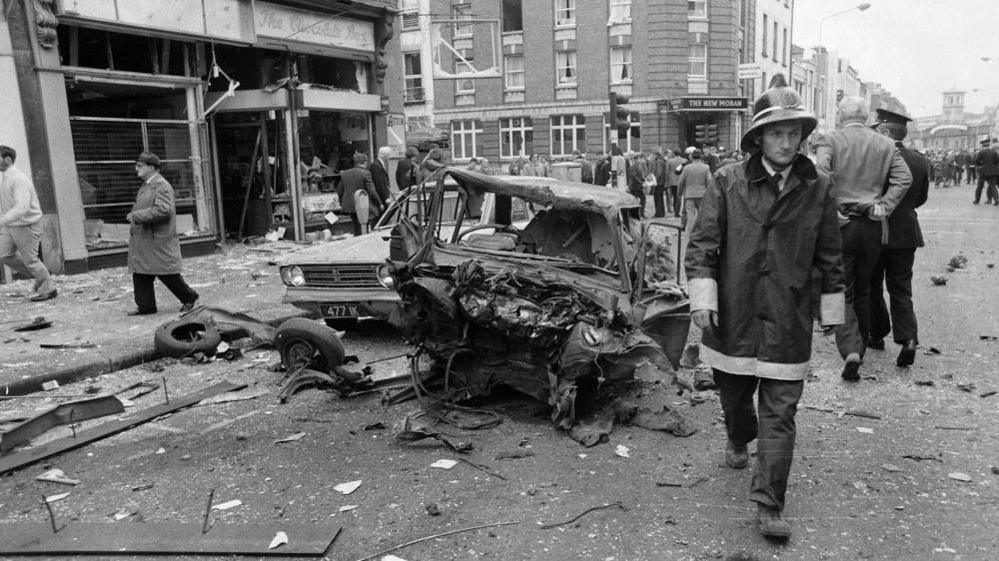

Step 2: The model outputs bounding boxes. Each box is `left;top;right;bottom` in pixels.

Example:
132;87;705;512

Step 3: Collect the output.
440;168;639;219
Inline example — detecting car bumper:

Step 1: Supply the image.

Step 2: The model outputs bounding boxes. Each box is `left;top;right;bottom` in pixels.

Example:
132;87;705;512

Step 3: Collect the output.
282;287;400;320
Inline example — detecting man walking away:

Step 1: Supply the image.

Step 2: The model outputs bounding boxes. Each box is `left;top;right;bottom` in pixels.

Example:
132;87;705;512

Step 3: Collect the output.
369;146;393;210
666;149;685;217
678;149;710;231
867;109;928;367
977;140;999;205
0;145;56;301
396;146;419;193
651;147;668;217
686;74;845;540
814;96;911;381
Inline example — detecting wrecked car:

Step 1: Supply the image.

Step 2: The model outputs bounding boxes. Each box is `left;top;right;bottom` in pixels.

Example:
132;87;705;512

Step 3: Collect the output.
380;168;691;430
280;178;534;329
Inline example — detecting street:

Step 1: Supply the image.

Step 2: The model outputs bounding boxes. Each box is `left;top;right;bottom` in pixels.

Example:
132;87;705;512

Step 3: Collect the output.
1;183;997;561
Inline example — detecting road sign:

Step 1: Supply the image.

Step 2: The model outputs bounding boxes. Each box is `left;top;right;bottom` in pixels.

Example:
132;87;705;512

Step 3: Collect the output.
737;62;764;80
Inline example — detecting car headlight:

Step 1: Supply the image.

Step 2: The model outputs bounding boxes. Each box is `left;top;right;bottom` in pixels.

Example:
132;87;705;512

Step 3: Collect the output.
376;264;395;289
283;266;305;287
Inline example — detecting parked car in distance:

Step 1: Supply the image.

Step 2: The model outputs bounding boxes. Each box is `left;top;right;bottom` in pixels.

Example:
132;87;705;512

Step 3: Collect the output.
279;174;535;329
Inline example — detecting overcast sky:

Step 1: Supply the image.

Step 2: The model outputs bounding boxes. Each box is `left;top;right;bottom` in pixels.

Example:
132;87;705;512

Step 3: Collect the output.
793;0;999;118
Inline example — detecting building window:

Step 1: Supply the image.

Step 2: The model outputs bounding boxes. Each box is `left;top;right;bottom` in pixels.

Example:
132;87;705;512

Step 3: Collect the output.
404;53;423;102
610;46;632;83
401;13;419;30
451;119;482;161
762;14;768;57
603;115;640;153
500;117;533;159
555;0;576;26
504;54;524;90
772;21;778;62
609;0;631;23
782;28;788;66
556;51;577;86
688;43;707;77
688;0;706;18
456;49;475;94
453;3;473;37
503;0;523;32
550;115;586;157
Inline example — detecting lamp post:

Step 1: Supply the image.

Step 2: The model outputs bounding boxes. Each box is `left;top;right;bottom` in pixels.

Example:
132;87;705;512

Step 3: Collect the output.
815;3;871;130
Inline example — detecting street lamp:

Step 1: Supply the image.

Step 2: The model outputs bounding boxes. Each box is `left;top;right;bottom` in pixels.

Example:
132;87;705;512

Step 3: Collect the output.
818;3;872;48
815;3;871;130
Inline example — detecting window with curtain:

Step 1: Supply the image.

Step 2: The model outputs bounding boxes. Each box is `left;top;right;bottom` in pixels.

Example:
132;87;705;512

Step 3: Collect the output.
504;55;525;90
610;46;632;83
556;51;577;85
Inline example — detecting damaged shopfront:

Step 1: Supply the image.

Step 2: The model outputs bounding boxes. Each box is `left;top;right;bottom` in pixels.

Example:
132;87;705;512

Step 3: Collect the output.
6;0;400;273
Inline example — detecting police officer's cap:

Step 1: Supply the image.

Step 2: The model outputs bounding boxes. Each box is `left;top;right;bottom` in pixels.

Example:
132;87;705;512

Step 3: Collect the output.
871;108;911;130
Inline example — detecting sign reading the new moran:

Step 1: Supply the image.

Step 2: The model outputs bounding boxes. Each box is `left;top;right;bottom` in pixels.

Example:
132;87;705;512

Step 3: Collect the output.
673;97;749;111
254;1;374;52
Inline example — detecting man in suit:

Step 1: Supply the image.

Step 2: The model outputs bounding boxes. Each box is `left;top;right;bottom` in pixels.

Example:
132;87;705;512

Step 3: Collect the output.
974;139;999;205
337;153;382;236
813;97;912;382
0;145;56;301
369;146;393;210
396;145;419;192
867;109;928;367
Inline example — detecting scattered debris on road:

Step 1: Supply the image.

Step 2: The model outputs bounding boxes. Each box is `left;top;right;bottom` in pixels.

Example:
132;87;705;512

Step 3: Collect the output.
36;469;81;485
540;502;626;530
0;393;125;453
333;480;362;495
947;472;972;482
930;276;947;286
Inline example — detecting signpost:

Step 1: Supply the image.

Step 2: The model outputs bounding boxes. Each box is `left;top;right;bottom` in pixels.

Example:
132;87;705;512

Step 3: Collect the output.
737;62;764;80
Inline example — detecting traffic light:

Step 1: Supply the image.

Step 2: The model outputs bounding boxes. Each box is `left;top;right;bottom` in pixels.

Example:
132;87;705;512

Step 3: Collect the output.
693;124;718;145
609;91;631;135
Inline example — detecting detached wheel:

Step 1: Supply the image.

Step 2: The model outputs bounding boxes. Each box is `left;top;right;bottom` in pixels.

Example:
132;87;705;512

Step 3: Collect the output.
154;319;223;358
275;318;346;372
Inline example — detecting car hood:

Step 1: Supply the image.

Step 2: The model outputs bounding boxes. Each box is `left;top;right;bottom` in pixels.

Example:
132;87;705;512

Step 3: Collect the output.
280;229;392;266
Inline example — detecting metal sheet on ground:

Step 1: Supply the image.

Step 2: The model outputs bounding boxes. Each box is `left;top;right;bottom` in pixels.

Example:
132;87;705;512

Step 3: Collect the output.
0;523;341;556
0;381;245;475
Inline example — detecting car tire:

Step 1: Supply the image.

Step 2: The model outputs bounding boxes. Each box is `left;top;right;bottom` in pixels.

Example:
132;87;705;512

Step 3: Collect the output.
275;318;346;372
154;318;223;358
324;318;358;331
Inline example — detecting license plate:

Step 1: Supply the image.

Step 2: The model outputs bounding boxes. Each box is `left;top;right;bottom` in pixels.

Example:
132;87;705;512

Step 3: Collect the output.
322;304;360;318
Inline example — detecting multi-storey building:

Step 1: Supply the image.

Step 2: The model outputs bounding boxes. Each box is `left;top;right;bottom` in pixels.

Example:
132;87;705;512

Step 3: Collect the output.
419;0;758;167
865;82;908;117
790;45;821;120
2;0;403;273
910;91;996;151
754;0;793;95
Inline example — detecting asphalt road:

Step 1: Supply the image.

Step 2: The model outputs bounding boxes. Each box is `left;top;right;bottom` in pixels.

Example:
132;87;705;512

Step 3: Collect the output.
0;182;996;561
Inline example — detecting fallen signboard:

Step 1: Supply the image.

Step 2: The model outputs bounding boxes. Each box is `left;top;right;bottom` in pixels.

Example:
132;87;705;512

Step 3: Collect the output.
0;523;341;556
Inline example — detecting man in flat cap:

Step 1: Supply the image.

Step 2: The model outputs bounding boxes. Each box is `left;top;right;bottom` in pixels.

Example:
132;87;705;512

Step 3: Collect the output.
686;75;845;540
813;97;912;382
126;152;199;315
867;109;928;367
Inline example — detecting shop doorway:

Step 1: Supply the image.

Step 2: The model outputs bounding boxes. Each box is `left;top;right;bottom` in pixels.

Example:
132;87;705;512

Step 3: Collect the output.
213;112;287;240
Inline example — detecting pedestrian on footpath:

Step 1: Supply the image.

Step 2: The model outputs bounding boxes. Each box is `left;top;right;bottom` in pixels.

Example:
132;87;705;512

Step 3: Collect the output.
867;109;929;367
338;153;382;236
813;96;912;381
685;74;845;540
650;147;668;217
126;152;198;315
678;149;710;231
395;145;419;193
665;148;685;217
0;145;57;302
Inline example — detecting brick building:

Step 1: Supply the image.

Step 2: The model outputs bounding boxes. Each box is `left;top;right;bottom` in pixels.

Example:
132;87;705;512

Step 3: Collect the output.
420;0;756;167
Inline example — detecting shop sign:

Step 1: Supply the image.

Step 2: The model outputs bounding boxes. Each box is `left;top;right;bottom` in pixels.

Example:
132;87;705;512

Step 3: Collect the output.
672;97;749;111
255;1;374;52
58;0;254;42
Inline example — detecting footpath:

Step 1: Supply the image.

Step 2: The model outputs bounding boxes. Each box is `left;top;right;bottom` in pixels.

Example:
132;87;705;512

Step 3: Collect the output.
0;241;317;396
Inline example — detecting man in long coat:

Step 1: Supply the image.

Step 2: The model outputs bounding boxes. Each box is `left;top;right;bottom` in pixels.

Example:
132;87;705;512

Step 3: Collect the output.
127;152;199;315
337;153;382;236
868;109;929;367
686;74;845;539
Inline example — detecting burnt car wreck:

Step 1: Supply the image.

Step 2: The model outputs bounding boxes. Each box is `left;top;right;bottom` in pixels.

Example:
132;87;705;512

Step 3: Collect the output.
381;168;693;437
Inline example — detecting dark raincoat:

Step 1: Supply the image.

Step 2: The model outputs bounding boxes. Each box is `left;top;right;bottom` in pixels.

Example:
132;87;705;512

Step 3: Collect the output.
685;154;845;380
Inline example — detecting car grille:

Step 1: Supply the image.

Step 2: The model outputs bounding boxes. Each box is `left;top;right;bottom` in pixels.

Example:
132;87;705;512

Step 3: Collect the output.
301;265;381;288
